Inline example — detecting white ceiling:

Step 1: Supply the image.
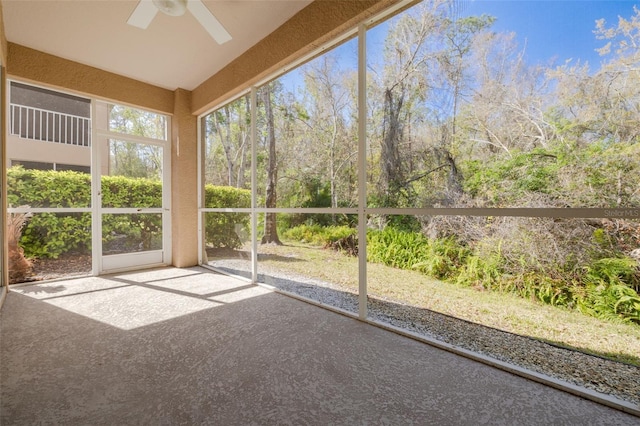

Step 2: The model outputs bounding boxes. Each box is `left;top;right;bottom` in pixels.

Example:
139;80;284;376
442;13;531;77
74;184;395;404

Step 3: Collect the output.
2;0;313;91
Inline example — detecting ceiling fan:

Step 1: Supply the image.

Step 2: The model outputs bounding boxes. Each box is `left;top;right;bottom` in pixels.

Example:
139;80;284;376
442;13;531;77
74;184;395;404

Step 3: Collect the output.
127;0;232;44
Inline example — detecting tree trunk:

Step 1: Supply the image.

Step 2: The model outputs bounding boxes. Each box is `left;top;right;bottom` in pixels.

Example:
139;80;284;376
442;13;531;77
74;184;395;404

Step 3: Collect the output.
236;95;251;189
261;84;282;245
213;108;235;187
381;87;404;204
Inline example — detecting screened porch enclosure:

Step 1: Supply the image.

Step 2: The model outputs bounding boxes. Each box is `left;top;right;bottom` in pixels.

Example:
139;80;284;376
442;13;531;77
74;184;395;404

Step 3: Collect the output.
197;0;640;411
1;0;639;421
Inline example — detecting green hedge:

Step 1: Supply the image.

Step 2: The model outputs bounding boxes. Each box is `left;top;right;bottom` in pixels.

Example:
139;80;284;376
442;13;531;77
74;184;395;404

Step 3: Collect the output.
204;184;251;249
8;167;250;257
7;167;92;207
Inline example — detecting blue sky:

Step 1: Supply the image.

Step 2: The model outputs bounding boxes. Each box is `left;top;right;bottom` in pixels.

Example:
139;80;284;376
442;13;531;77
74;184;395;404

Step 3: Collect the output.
464;1;639;68
280;1;638;91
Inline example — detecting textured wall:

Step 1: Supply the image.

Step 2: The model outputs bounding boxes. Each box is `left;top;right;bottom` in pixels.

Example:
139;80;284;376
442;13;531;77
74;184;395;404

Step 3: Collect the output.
7;44;173;114
192;0;397;114
171;89;198;267
0;1;7;65
1;0;7;289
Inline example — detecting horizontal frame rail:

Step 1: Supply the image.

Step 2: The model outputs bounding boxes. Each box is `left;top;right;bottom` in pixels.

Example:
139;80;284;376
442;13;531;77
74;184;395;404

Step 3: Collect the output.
200;206;640;219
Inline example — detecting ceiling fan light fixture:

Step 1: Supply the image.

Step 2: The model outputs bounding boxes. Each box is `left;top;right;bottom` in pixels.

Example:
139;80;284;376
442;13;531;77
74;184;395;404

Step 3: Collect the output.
152;0;187;17
128;0;232;44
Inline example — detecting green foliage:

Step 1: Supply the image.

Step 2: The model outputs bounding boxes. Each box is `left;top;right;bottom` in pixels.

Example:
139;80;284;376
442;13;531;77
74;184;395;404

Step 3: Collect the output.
455;252;502;289
8;167;167;258
579;281;640;324
204;184;251;249
578;257;640;323
520;275;576;307
8;168;94;258
282;224;356;247
20;212;92;259
102;175;162;208
282;224;324;245
367;227;468;280
462;149;561;205
279;178;334;229
586;257;639;287
7;167;92;207
282;220;640;325
8;168;251;256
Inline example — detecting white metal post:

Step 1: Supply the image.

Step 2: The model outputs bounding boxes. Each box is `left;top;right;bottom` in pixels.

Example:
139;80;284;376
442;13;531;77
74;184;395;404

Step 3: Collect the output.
90;101;101;275
162;115;172;266
250;87;258;284
358;24;368;320
197;115;204;265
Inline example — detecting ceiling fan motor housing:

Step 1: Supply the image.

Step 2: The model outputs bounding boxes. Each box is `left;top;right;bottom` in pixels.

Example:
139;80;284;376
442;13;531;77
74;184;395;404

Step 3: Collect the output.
128;0;232;44
152;0;187;17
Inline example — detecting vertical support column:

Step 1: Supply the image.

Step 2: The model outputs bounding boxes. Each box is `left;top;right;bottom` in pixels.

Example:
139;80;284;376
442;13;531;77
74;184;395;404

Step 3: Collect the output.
171;88;198;267
196;114;204;266
250;87;258;283
357;24;368;320
0;8;5;292
1;66;7;292
90;101;103;275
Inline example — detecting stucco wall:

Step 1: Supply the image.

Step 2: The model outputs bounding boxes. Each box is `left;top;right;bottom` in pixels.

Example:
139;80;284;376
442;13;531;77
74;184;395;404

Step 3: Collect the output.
1;0;7;290
0;1;7;66
171;89;198;267
6;135;91;170
7;43;174;114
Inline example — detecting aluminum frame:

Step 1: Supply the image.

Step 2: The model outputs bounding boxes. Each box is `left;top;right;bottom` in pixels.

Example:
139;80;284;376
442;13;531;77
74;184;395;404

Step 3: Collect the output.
6;82;173;279
195;0;640;321
93;100;172;274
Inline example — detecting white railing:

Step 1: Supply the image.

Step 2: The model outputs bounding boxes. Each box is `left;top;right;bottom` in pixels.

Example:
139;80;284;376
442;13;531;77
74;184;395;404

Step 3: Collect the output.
10;103;91;147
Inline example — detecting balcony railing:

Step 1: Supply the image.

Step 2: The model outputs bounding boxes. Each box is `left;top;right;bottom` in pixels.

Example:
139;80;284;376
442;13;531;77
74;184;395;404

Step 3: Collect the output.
10;103;91;147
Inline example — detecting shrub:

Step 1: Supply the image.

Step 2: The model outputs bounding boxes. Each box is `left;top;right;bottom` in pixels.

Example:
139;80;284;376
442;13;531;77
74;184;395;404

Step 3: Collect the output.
368;227;468;280
322;226;358;256
204;184;251;249
282;224;326;245
21;212;92;258
8;168;95;258
7;167;251;256
281;221;640;324
7;167;92;208
455;253;502;290
282;224;356;249
579;257;640;323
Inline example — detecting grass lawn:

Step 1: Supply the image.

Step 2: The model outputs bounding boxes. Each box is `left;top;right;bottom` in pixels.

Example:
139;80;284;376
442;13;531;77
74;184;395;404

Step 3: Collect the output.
256;241;640;366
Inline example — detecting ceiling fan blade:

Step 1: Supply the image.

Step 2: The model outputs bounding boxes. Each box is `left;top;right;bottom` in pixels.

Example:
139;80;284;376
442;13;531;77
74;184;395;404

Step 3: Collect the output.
187;0;232;44
127;0;159;29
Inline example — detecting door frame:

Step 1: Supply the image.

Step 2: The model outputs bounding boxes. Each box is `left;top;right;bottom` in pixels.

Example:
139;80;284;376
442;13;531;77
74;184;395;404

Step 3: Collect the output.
91;100;172;274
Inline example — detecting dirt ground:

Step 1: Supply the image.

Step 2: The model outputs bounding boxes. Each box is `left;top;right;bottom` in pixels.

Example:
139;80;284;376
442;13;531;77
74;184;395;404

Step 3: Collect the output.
11;246;236;284
23;254;92;282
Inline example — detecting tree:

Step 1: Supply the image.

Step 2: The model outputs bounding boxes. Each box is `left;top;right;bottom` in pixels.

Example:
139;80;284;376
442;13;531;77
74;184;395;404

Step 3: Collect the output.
107;105;164;180
204;95;251;188
371;1;495;209
460;30;553;158
440;14;496;149
373;1;448;207
302;55;357;209
260;83;282;245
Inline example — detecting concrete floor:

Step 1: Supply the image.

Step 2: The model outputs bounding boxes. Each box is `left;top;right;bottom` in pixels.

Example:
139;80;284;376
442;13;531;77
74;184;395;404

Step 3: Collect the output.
1;266;638;425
